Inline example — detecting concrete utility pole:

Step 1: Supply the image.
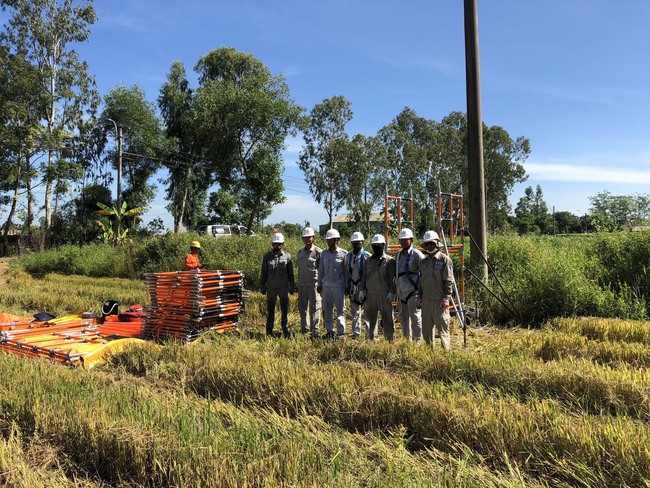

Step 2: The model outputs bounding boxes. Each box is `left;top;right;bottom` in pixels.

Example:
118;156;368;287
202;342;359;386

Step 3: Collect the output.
464;0;488;282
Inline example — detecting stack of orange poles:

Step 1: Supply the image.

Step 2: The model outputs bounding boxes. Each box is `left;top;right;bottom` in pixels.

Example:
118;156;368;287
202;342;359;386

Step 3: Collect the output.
0;319;106;364
143;269;244;342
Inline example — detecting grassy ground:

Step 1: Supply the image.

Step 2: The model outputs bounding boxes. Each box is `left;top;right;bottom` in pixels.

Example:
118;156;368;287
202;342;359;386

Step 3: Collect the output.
0;267;649;486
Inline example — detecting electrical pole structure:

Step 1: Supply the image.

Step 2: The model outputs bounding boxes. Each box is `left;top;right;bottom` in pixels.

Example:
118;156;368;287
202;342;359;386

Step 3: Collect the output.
107;118;123;211
464;0;488;282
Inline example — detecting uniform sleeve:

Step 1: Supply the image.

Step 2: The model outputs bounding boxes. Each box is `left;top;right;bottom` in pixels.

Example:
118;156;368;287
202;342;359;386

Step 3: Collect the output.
317;253;323;288
443;256;454;298
388;258;397;294
260;255;268;293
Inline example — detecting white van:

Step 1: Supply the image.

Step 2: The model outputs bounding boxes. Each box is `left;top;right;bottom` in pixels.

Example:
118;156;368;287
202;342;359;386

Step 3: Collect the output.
197;224;256;238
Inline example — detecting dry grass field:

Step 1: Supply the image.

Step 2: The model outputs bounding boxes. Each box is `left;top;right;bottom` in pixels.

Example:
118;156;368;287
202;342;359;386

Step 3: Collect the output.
0;267;648;487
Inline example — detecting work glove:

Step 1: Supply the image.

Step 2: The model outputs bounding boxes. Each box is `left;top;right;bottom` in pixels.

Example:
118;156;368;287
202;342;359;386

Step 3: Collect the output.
358;290;366;302
441;298;450;310
386;293;396;303
415;297;422;310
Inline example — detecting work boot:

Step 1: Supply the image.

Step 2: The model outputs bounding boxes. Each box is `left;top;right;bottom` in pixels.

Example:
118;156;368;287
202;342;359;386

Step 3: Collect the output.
323;331;336;340
282;330;292;339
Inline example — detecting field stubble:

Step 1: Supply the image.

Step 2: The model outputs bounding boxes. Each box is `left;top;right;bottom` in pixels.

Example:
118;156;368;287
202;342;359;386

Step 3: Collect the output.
0;271;648;486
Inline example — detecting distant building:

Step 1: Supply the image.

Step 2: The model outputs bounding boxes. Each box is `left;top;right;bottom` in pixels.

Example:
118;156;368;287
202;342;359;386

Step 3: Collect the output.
319;212;388;236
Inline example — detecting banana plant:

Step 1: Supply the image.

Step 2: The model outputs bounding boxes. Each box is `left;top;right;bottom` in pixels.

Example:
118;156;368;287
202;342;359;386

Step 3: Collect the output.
96;201;144;245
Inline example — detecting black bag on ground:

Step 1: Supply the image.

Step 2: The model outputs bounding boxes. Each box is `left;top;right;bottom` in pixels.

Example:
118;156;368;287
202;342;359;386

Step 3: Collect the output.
101;300;119;319
34;311;56;322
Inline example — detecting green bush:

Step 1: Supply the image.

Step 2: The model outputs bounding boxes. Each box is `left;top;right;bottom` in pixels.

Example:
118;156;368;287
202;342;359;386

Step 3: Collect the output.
481;233;650;324
13;231;650;325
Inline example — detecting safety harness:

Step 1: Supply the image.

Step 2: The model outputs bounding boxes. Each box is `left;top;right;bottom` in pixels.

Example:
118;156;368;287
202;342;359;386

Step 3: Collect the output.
397;248;420;304
348;249;366;305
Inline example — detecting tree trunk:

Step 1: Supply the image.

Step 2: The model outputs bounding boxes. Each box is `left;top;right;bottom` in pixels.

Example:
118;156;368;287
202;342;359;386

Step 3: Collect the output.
246;197;260;235
1;153;22;256
327;187;333;228
25;163;34;251
175;165;192;234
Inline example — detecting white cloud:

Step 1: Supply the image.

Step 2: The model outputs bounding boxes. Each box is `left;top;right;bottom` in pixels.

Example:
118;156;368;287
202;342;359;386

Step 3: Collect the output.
282;66;302;78
264;194;328;227
525;162;650;184
283;135;303;155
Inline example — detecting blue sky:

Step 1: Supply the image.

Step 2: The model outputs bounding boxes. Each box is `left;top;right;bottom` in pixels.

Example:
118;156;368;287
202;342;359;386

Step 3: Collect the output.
6;0;650;229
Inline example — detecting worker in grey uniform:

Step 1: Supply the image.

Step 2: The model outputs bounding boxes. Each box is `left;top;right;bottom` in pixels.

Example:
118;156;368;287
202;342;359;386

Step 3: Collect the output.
359;234;396;341
297;226;322;337
417;230;454;349
347;231;368;339
260;233;295;338
317;228;348;339
395;228;424;343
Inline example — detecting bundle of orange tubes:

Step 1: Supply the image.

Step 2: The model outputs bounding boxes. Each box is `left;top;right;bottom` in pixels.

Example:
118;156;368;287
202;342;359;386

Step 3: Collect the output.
0;313;145;368
143;269;245;342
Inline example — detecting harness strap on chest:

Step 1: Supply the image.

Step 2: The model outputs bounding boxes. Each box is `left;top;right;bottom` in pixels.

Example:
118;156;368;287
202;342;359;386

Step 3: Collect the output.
397;248;419;290
348;249;365;286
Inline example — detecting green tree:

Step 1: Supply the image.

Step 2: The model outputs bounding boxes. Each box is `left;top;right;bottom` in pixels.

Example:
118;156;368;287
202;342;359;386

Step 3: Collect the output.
1;0;99;232
50;182;110;245
158;60;211;233
205;188;238;224
299;96;353;228
342;134;387;236
0;45;45;253
193;47;302;233
96;201;144;245
378;107;443;235
588;190;641;231
553;211;582;234
514;185;550;234
440;112;529;231
100;84;167;217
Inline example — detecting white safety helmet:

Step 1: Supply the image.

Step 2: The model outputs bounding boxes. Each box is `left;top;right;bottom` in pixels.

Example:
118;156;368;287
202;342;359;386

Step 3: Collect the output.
350;231;364;242
271;233;285;244
370;234;386;245
302;226;315;238
398;228;414;240
422;230;440;244
325;228;340;240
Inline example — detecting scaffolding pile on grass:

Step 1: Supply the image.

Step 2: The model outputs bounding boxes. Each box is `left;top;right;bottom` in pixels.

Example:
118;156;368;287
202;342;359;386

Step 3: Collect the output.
143;269;244;342
0;313;144;367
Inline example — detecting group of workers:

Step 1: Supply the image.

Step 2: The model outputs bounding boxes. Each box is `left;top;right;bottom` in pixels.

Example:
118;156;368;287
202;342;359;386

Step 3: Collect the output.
184;228;454;348
259;227;454;349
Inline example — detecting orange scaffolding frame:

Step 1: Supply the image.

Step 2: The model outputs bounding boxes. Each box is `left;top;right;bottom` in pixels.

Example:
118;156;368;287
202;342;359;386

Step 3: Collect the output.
383;186;478;346
383;188;414;255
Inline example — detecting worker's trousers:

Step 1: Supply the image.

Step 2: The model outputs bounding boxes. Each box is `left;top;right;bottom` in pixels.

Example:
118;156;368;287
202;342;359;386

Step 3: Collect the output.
298;285;321;334
266;287;289;335
397;293;422;343
321;285;346;335
421;299;451;349
365;293;394;341
349;289;368;337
